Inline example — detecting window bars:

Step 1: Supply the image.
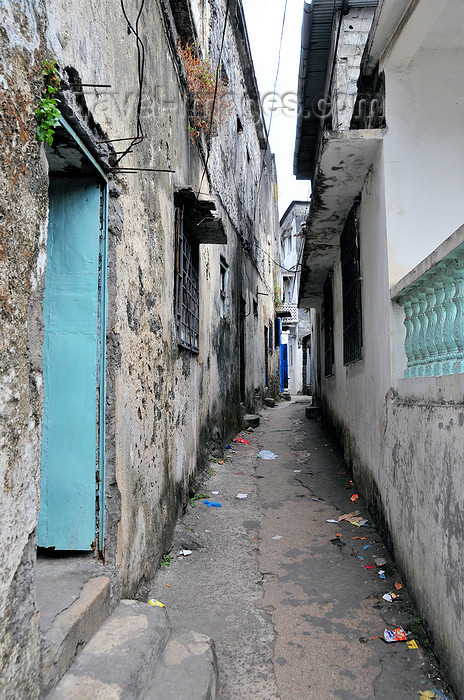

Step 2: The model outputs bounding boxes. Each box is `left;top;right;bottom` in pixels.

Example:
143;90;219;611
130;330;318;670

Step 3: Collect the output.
323;270;334;376
175;206;200;352
340;202;363;365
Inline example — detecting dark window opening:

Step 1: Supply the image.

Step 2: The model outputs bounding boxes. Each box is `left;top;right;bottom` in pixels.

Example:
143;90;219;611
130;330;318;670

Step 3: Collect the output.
175;205;199;352
219;258;228;318
323;271;334;377
253;298;258;318
341;200;362;365
274;317;281;347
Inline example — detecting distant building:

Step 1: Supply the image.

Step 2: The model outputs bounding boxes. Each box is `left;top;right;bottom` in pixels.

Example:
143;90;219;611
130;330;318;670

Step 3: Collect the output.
276;201;310;395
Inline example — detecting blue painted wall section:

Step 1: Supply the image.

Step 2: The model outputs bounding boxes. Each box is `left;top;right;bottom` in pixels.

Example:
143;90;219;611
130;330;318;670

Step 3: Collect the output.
38;178;101;550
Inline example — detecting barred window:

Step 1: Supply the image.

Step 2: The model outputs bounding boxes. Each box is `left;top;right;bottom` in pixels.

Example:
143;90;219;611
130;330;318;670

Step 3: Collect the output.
175;206;199;352
340;201;363;365
323;270;334;377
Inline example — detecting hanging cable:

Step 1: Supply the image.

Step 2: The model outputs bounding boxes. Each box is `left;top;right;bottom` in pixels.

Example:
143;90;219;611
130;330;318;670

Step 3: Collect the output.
116;0;147;164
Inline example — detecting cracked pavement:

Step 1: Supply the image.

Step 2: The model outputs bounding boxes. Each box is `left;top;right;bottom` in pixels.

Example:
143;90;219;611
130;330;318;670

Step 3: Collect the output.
147;397;455;699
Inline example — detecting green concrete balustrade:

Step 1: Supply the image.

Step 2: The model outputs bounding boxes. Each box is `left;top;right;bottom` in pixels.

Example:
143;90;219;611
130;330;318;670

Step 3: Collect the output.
396;245;464;377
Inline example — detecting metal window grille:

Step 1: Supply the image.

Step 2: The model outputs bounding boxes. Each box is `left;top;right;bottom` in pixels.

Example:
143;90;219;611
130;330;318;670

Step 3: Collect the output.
323;271;334;376
340;202;363;365
175;206;199;352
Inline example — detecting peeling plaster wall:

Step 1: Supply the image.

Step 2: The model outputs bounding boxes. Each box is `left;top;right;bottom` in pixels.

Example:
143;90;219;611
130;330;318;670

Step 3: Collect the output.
331;8;375;131
0;0;278;693
0;1;47;695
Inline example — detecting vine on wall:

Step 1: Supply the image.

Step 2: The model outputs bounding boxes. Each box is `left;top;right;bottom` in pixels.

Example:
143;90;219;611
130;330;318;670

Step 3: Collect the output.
177;42;229;143
35;59;61;145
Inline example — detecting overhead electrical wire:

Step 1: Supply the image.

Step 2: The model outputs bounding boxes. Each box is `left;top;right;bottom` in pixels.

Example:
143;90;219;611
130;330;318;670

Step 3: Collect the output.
116;0;147;164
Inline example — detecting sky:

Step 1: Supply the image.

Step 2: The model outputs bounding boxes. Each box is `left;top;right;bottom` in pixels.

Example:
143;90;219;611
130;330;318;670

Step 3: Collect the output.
241;0;311;217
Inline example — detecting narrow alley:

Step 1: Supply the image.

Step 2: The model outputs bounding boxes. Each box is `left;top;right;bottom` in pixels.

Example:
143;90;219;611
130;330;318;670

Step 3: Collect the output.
147;398;454;700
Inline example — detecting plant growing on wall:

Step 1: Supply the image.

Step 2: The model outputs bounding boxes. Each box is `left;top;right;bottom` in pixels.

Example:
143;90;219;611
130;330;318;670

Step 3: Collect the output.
177;42;229;143
36;59;61;146
274;272;282;309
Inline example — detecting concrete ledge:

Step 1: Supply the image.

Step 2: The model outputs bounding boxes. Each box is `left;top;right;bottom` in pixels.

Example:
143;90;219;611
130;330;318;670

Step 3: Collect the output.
145;629;218;700
47;600;170;699
305;406;322;419
41;576;111;695
242;414;260;429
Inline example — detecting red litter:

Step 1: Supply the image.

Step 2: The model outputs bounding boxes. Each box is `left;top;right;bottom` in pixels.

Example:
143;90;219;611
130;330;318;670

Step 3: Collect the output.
383;627;408;643
236;438;250;444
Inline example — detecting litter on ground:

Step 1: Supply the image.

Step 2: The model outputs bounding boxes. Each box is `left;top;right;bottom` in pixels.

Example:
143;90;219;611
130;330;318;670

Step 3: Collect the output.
236;438;250;444
178;550;192;556
338;511;360;522
374;557;387;567
272;535;282;540
407;639;419;649
203;500;222;507
418;690;450;699
149;599;165;607
383;626;407;643
236;493;248;499
258;450;278;460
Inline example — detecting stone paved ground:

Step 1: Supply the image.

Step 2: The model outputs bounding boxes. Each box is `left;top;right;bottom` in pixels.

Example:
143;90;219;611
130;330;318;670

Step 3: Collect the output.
147;398;457;700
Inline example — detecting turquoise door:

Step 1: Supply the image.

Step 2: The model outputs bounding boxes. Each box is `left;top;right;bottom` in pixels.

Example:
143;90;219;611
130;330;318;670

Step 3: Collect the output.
38;178;102;550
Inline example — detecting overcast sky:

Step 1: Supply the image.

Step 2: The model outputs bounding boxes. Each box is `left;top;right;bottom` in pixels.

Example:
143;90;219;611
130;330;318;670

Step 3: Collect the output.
242;0;311;217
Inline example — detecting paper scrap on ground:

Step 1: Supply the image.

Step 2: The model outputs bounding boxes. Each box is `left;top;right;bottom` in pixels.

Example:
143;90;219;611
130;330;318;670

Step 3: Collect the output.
258;450;278;460
294;469;302;473
327;519;338;523
178;550;192;556
236;494;248;499
338;510;360;522
407;639;418;649
374;557;386;567
272;535;282;540
211;491;219;495
149;599;165;607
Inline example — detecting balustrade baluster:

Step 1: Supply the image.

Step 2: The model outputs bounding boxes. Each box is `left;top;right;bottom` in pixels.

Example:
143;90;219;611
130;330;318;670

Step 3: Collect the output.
416;283;429;376
432;272;447;375
409;287;422;377
442;260;458;374
400;295;414;377
424;274;439;376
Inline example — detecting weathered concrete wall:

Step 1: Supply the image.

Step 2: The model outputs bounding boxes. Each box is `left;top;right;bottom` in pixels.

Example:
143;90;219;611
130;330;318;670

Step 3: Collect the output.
0;1;47;695
319;151;464;696
331;8;375;131
384;382;464;696
0;0;279;693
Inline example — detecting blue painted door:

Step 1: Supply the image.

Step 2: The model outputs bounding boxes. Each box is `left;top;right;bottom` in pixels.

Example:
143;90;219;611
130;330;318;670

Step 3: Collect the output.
280;343;288;391
38;178;101;550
